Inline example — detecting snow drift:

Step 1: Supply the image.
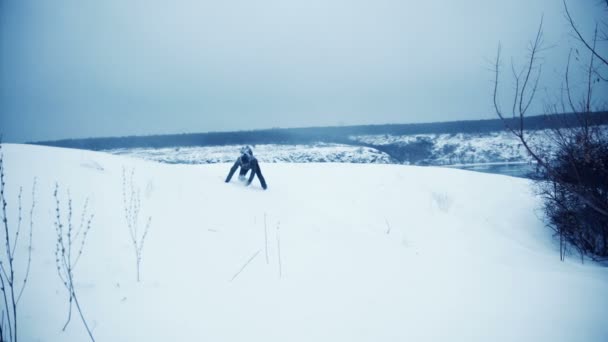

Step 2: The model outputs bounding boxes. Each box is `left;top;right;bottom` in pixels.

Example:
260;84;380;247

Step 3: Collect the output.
1;143;607;342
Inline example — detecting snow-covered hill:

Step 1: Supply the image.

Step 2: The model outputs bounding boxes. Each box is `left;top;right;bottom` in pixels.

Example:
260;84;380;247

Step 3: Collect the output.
2;143;608;342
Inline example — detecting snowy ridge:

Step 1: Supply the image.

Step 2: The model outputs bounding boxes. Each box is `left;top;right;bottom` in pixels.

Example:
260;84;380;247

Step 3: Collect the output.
350;130;538;165
108;143;393;164
103;129;577;167
2;143;608;341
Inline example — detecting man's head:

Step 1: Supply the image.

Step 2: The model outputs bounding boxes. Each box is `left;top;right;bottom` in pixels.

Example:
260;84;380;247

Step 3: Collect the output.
240;145;253;156
240;146;253;166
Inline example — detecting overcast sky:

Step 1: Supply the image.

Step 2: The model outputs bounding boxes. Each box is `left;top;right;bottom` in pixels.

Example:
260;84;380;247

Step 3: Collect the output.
1;0;606;142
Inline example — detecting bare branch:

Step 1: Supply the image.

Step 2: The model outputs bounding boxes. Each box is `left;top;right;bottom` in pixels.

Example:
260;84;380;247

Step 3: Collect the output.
230;250;261;282
586;25;598;113
519;17;544;123
565;49;579;113
54;185;95;341
564;0;608;67
122;167;152;282
493;43;519;136
10;188;22;261
511;59;524;119
0;143;38;342
16;179;36;305
492;15;608;221
276;222;282;279
522;63;542;117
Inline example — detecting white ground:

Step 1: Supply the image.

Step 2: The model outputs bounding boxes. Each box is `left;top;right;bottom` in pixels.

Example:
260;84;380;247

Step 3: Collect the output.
2;143;608;342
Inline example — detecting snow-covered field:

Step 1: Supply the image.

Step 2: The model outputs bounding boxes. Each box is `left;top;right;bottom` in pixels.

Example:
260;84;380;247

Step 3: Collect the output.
2;143;608;342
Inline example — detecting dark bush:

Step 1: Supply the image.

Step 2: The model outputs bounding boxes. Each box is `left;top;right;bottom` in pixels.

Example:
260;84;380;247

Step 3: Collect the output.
375;137;434;164
540;128;608;259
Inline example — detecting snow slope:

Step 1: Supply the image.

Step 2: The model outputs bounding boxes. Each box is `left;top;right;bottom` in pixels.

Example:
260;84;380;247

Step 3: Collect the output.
2;143;608;342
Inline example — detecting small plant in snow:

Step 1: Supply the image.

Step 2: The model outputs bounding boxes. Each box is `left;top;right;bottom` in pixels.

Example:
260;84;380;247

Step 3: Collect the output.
53;184;95;342
122;167;151;282
431;192;452;213
276;221;282;278
0;142;37;342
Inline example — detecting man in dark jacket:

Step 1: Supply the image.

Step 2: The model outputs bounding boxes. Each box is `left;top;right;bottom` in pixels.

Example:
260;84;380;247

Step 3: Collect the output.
225;146;267;190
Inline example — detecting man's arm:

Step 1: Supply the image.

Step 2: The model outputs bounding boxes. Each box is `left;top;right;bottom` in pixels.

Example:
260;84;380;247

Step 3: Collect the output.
225;159;240;183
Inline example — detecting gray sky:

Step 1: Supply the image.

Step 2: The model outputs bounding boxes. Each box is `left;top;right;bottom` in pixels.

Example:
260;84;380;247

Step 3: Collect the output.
1;0;606;142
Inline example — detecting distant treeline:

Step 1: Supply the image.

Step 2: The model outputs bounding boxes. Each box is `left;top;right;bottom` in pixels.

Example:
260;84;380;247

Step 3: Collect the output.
32;112;608;151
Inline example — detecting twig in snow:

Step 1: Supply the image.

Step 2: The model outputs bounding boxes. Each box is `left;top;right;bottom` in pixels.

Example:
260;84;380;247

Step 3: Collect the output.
230;250;261;282
16;179;36;305
264;213;269;265
276;222;282;279
0;142;37;342
53;184;95;341
122;167;152;282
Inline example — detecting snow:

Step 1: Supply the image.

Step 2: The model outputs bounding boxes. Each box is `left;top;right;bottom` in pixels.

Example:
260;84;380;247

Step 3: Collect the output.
107;143;392;165
102;130;550;167
351;131;535;165
43;125;604;169
2;143;608;342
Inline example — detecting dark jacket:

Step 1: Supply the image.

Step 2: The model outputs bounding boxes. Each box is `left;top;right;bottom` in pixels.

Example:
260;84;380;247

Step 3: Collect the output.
225;153;267;190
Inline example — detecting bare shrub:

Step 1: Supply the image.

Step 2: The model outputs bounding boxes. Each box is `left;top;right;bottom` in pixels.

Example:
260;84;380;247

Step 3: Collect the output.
122;167;151;282
53;185;95;341
492;1;608;260
0;144;36;342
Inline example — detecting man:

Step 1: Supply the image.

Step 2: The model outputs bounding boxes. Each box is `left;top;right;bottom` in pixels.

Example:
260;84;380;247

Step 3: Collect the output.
225;146;267;190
